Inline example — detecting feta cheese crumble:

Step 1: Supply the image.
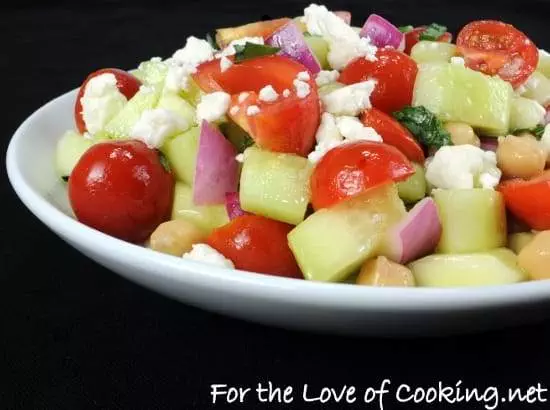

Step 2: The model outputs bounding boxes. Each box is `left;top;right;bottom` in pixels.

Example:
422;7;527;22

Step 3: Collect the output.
235;153;245;163
220;56;233;72
282;89;291;98
294;79;311;98
259;85;279;102
229;106;240;116
425;145;502;190
238;92;250;103
335;116;383;142
196;91;231;123
182;244;235;269
130;108;188;148
216;36;265;58
315;70;340;87
321;80;376;116
297;71;311;81
303;4;377;70
246;105;261;116
450;56;465;66
80;73;127;135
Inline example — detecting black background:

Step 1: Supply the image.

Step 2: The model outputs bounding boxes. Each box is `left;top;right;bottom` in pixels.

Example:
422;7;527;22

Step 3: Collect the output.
3;1;550;409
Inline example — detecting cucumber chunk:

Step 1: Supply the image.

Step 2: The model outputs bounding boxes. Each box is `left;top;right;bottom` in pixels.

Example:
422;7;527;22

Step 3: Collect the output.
171;182;229;234
219;121;253;152
103;83;162;139
520;71;550;107
288;183;407;282
239;147;312;225
409;248;527;287
318;82;344;97
537;50;550;78
510;97;545;131
304;35;330;70
55;130;93;178
133;58;168;85
508;232;535;254
432;188;506;254
413;62;513;136
161;127;200;185
157;91;196;128
397;162;427;204
410;41;457;64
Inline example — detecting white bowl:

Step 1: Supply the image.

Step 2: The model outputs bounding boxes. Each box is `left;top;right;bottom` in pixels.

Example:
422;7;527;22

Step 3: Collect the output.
7;89;550;337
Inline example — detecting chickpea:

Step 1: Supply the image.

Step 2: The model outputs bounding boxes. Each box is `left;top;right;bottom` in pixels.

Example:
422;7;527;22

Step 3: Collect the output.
356;256;415;287
444;122;481;147
149;219;206;256
496;134;546;179
518;231;550;280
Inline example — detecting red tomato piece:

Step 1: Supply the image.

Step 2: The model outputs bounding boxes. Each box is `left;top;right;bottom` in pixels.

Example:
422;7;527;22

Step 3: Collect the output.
68;140;174;243
360;108;425;163
193;55;320;156
404;26;453;55
456;20;538;88
207;215;302;278
74;68;142;134
310;141;414;210
339;48;418;114
498;170;550;231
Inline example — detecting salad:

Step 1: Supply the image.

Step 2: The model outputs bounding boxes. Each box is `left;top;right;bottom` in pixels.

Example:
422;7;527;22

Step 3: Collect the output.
56;4;550;287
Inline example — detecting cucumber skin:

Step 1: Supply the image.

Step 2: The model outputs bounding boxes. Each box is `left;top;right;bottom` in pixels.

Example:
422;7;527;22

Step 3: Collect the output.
161;127;200;186
397;163;427;204
55;130;94;178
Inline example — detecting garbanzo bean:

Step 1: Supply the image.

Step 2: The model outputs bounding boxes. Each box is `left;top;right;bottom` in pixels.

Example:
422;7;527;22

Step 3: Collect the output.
496;134;545;179
356;256;415;287
149;219;206;256
518;231;550;280
444;122;481;147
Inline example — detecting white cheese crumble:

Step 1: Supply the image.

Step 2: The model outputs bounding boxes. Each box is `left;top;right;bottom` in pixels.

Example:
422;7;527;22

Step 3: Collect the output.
259;85;279;102
235;153;245;163
321;80;376;116
315;70;340;87
303;4;377;70
238;92;250;103
129;108;188;148
294;79;311;98
450;56;465;66
297;71;311;81
246;105;261;116
196;91;231;123
216;36;265;58
220;56;233;72
335;116;383;142
229;106;240;116
425;145;502;190
315;112;342;144
282;89;291;97
182;244;235;269
80;73;128;135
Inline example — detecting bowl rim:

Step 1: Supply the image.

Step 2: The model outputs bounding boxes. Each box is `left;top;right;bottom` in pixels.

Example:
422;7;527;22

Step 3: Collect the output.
7;88;550;312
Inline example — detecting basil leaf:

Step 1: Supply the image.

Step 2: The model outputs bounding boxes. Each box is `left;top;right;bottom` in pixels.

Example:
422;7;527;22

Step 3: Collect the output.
419;23;447;41
513;124;546;140
398;25;414;33
393;106;452;149
206;32;219;51
234;43;280;63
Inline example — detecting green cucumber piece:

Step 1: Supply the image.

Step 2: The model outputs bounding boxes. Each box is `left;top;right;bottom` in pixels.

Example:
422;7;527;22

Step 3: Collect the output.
537;50;550;78
55;130;93;178
521;71;550;106
510;97;545;131
413;62;513;136
133;58;168;85
397;162;427;204
304;35;330;70
239;147;312;225
410;41;457;64
157;91;196;128
219;121;253;152
288;183;407;282
160;127;200;185
318;82;344;97
432;188;506;254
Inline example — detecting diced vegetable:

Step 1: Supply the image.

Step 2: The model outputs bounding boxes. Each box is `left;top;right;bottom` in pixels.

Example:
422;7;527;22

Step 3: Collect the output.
157;91;196;128
409;248;527;287
381;197;441;264
225;192;248;220
410;41;457;64
172;182;229;234
288;183;406;282
518;231;550;280
520;72;550;106
433;189;506;254
356;256;415;287
413;62;514;136
219;121;254;152
397;162;427;203
240;146;312;225
160;126;200;185
479;137;498;152
55;130;94;178
537;50;550;78
266;22;321;74
193;120;239;205
133;58;168;85
510;97;546;131
359;14;404;50
318;82;344;96
508;232;535;254
304;35;330;70
419;23;447;41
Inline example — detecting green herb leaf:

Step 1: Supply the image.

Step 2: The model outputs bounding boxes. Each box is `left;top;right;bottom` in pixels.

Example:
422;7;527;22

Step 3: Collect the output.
234;43;281;63
419;23;447;41
393;106;452;149
206;32;220;51
398;25;414;33
240;134;256;151
513;124;546;140
158;151;172;173
61;176;69;182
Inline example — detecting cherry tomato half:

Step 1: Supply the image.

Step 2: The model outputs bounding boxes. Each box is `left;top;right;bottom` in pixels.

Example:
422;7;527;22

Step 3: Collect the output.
456;20;538;88
310;141;415;210
207;215;302;278
69;140;174;243
339;48;418;114
498;170;550;231
404;26;453;55
74;68;142;134
360;108;425;163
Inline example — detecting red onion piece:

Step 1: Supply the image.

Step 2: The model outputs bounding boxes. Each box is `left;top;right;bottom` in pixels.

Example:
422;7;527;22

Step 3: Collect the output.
333;11;351;25
381;198;442;264
225;192;249;220
480;137;498;152
360;14;404;50
193;120;239;205
266;21;321;74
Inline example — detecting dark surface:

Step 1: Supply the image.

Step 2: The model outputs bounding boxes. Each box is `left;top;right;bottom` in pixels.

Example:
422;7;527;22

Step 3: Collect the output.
2;1;550;409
